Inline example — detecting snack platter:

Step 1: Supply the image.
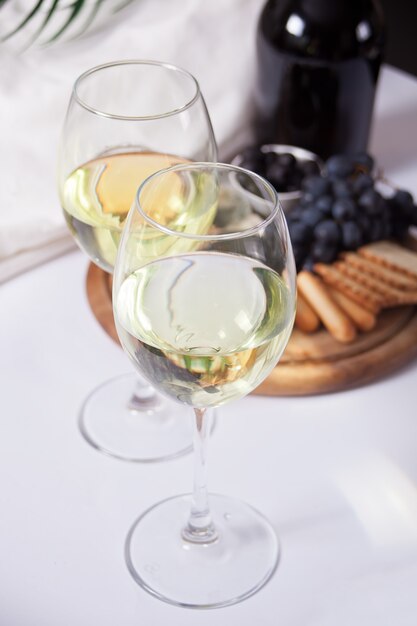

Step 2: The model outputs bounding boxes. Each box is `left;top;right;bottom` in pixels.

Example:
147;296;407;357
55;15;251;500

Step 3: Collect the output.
85;141;417;396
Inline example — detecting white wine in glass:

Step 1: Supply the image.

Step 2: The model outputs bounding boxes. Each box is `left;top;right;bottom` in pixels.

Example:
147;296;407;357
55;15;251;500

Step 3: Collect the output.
57;61;217;462
61;151;187;272
116;252;292;408
113;163;296;608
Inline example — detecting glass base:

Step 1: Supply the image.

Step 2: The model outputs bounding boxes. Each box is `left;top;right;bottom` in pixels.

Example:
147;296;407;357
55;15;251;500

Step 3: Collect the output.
125;494;279;609
79;373;208;462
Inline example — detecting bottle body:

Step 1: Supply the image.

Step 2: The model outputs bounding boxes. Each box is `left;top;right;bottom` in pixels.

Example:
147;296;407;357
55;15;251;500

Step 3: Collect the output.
255;0;385;158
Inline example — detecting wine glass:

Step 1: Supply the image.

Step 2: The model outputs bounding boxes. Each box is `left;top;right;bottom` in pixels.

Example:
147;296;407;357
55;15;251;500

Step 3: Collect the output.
113;163;296;608
57;60;218;462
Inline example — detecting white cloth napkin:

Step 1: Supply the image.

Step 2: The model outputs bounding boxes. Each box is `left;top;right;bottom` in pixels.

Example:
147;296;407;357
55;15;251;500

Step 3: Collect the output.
0;0;261;283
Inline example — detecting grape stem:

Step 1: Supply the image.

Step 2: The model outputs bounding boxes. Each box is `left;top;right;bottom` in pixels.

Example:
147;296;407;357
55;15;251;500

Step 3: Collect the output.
182;408;218;544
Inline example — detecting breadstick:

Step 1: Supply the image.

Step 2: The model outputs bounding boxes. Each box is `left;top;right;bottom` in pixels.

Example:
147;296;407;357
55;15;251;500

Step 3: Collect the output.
297;271;357;343
295;293;320;333
328;287;376;332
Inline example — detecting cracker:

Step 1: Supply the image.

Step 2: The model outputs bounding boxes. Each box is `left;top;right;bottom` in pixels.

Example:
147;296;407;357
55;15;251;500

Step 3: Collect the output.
340;252;417;290
334;261;417;307
358;241;417;279
314;263;383;313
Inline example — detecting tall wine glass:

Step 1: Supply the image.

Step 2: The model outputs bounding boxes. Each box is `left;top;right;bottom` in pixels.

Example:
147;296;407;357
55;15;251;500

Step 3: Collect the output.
113;163;296;608
57;60;217;462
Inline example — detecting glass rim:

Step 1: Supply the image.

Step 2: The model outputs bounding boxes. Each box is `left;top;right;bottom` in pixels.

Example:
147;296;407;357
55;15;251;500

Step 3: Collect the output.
73;59;201;121
135;162;281;242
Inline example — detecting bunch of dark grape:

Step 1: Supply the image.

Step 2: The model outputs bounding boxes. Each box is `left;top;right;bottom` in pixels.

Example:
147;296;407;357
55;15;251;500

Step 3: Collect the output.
238;146;320;193
286;153;417;271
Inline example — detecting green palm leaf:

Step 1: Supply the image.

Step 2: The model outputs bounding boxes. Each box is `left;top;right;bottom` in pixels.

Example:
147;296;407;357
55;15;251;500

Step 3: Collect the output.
0;0;134;45
70;0;103;40
1;0;46;41
25;0;60;46
47;0;86;42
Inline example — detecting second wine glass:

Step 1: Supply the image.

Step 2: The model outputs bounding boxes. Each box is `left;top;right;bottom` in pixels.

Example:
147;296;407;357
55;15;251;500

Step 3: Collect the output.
113;163;296;607
57;60;217;462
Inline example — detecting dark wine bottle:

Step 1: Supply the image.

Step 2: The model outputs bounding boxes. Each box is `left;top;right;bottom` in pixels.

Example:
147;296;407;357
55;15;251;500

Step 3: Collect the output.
255;0;385;159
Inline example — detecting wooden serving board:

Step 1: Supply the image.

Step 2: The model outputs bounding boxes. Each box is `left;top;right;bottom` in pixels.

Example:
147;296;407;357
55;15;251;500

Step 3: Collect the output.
86;263;417;396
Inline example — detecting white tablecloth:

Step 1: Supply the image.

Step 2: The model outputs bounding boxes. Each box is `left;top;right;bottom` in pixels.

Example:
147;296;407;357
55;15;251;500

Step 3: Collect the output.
2;246;417;626
2;10;417;625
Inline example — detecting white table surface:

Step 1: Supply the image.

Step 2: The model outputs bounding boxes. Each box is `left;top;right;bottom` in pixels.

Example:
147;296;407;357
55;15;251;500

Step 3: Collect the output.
2;65;417;626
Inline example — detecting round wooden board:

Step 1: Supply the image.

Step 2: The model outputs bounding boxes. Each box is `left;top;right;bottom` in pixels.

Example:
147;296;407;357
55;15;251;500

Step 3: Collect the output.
86;263;417;396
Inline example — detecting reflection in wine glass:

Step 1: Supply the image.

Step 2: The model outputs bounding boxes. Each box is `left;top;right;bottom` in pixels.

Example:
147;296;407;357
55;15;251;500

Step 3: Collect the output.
57;60;217;462
113;163;296;607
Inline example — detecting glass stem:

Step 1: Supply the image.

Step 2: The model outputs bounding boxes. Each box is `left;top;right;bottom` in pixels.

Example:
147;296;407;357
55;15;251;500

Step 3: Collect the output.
182;408;218;544
127;379;162;413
